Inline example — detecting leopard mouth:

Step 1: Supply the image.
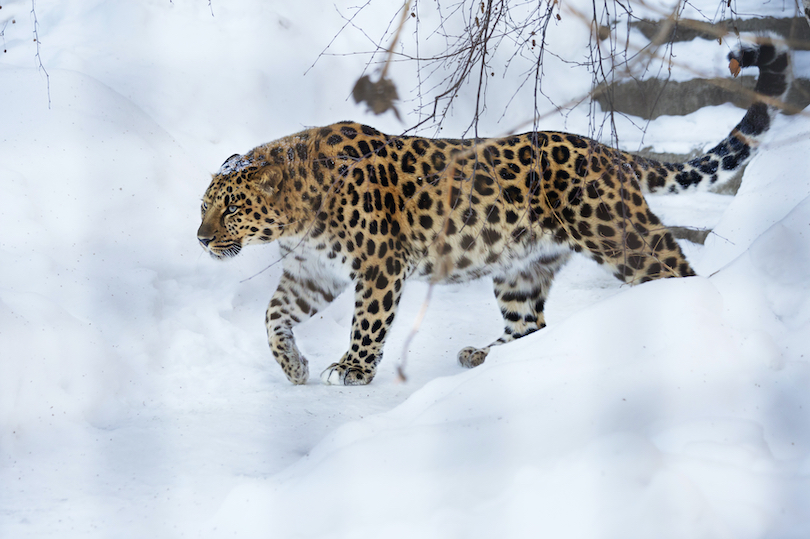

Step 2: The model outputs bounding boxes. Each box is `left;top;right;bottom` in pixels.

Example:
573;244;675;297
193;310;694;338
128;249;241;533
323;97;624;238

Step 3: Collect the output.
207;242;242;260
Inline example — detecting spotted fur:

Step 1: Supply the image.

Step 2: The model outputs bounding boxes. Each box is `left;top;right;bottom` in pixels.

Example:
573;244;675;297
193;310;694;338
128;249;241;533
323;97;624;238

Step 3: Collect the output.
198;39;789;385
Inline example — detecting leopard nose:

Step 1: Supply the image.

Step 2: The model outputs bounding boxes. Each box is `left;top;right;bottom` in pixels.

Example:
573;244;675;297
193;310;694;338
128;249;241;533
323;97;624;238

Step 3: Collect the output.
198;233;214;247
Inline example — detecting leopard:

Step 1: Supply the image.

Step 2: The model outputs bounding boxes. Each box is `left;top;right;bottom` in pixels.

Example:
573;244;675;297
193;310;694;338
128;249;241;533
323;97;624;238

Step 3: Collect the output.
198;39;789;386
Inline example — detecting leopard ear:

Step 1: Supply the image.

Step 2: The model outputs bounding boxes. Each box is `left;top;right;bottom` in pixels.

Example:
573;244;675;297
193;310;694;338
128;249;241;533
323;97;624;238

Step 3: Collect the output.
217;153;247;176
221;154;241;167
256;166;283;196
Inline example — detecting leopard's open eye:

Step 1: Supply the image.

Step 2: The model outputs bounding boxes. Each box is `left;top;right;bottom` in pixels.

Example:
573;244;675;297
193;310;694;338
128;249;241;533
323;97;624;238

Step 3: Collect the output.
226;205;239;215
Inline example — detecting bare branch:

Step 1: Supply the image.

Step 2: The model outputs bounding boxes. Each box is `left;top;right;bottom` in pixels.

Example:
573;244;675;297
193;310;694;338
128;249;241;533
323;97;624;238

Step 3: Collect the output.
31;0;50;108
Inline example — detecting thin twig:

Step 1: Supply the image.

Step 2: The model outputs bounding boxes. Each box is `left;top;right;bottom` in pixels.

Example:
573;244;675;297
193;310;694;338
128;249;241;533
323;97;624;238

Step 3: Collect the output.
31;0;50;108
396;281;435;383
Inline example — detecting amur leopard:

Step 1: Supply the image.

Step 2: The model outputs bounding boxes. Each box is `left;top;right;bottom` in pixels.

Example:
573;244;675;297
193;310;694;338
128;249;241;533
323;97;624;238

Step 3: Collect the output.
198;39;789;385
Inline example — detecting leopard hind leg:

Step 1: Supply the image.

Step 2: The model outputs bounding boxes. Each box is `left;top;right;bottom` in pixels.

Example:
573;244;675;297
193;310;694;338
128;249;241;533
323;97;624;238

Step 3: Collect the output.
458;252;571;368
581;201;695;284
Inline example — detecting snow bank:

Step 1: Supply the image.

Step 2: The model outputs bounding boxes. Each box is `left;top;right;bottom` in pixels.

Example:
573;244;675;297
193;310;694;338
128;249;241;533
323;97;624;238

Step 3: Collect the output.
204;272;810;538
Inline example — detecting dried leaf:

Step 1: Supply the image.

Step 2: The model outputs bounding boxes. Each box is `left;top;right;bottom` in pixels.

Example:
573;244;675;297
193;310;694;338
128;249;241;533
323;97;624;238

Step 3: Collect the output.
729;57;741;77
352;74;402;119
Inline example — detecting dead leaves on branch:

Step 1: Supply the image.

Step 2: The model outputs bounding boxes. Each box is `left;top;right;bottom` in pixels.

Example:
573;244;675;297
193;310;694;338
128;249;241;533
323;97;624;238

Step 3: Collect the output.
352;74;402;119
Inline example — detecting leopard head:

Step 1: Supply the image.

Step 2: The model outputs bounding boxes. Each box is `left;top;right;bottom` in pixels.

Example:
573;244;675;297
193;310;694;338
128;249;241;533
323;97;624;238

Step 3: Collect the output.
197;152;298;260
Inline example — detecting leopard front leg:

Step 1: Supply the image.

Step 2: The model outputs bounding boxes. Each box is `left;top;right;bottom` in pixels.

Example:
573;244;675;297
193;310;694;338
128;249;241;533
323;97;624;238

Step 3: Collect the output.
266;269;349;384
321;264;405;386
458;253;570;368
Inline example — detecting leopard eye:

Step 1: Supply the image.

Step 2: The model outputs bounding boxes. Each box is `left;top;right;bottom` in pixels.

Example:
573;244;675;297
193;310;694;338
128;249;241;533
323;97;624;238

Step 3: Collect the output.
202;201;209;211
226;205;239;215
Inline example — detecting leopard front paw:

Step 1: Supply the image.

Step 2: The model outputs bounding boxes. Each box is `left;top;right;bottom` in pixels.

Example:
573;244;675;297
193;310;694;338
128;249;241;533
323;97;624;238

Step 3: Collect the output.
273;347;309;385
458;346;489;368
285;356;309;385
320;356;375;386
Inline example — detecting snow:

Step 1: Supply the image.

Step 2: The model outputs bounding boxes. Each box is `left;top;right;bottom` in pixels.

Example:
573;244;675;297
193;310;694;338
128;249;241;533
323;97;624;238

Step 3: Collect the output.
1;0;809;537
216;153;252;176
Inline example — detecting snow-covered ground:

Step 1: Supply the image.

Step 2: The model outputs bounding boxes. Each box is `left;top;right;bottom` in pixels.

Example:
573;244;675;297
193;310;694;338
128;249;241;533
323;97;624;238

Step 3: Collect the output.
1;0;809;537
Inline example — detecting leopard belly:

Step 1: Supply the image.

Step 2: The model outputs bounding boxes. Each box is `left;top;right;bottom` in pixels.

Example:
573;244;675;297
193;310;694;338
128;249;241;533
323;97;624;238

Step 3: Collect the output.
411;230;570;283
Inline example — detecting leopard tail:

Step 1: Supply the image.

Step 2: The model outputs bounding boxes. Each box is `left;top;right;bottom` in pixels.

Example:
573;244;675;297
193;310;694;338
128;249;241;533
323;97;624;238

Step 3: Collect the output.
636;36;790;194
